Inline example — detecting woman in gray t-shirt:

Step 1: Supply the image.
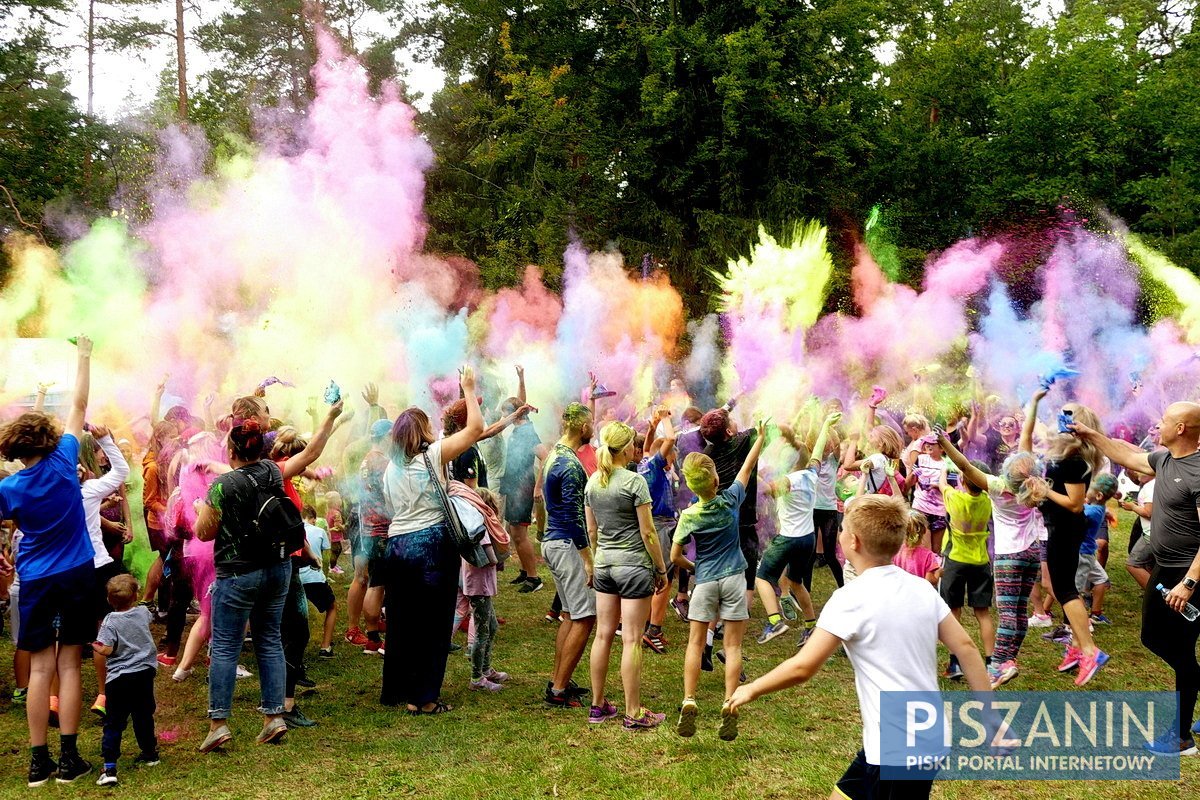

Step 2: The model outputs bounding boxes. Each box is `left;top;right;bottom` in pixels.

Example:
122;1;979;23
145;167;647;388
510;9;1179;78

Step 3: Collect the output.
584;421;668;729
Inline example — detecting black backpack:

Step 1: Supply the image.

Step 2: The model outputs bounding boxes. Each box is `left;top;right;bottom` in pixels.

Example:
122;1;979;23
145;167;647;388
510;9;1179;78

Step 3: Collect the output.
235;461;306;565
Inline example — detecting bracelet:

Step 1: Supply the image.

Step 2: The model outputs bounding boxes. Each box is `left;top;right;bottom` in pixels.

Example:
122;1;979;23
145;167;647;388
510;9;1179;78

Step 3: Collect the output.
655;569;667;575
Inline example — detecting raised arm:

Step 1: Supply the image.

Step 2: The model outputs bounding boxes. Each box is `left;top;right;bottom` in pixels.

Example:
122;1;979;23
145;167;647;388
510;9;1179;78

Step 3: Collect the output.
439;367;485;463
936;428;988;492
65;336;93;440
86;428;131;497
515;365;526;406
1020;389;1045;453
150;374;167;424
33;382;51;413
735;421;767;489
281;399;346;480
1070;420;1154;475
480;404;533;443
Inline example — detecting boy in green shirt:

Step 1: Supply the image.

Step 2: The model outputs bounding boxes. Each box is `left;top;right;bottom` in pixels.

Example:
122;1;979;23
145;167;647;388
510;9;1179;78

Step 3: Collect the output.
938;463;994;680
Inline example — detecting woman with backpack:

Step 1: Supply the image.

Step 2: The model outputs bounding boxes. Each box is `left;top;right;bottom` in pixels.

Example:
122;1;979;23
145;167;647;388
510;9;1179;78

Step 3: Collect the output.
193;398;343;752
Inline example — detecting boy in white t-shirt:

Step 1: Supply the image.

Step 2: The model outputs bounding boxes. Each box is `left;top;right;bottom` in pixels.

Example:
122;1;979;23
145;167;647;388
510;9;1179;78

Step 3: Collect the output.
1120;473;1155;589
727;494;991;800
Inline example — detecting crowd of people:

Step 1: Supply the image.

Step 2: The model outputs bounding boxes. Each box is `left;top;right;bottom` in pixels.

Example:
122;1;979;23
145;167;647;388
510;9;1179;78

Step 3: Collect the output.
2;341;1200;799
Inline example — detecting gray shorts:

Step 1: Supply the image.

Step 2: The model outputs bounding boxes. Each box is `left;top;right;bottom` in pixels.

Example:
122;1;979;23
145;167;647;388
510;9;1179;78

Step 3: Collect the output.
593;564;654;599
1075;553;1109;593
654;517;677;576
689;574;748;622
8;585;18;644
1128;535;1156;570
542;539;596;619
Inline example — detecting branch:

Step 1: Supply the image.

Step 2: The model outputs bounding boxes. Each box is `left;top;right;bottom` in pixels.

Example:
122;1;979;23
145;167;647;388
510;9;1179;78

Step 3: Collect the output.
0;184;47;245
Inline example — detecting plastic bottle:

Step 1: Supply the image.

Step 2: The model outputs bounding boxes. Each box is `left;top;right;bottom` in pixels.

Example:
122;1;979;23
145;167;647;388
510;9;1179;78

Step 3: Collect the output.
1157;583;1200;622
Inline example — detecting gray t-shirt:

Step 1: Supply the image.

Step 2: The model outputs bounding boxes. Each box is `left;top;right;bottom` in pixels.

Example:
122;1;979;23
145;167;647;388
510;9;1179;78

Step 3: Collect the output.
1147;449;1200;568
96;605;158;681
586;467;653;568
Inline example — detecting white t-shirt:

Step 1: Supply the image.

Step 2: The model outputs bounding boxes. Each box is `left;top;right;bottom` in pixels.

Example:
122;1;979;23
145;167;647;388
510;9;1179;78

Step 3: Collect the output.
384;441;447;537
299;522;330;584
817;564;951;765
986;476;1046;555
861;453;890;494
1139;480;1156;538
815;456;839;511
776;468;819;538
911;455;947;516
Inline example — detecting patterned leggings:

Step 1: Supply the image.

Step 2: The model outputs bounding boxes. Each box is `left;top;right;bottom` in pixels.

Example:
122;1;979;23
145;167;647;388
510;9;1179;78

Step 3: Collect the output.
992;545;1041;664
469;595;498;680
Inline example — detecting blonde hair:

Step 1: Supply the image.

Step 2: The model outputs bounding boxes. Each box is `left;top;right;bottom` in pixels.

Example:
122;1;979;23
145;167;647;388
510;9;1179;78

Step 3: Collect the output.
1045;403;1103;479
843;494;908;560
325;490;342;509
902;414;930;432
869;425;903;459
682;452;718;496
904;510;930;549
596;421;636;488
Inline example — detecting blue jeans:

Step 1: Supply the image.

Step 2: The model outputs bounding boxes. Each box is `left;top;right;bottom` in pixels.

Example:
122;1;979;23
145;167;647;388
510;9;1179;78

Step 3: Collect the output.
207;561;290;719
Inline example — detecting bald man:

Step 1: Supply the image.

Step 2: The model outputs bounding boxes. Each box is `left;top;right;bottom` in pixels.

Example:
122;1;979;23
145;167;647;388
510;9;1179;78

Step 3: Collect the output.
1073;402;1200;754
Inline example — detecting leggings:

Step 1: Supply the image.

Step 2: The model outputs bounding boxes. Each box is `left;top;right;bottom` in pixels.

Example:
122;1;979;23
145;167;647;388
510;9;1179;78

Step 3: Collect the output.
282;567;309;698
468;595;498;680
1044;518;1083;605
812;509;843;588
1142;564;1200;738
992;545;1040;664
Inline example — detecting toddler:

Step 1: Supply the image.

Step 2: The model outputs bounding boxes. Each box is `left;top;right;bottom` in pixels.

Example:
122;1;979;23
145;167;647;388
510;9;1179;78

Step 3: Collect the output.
893;511;941;586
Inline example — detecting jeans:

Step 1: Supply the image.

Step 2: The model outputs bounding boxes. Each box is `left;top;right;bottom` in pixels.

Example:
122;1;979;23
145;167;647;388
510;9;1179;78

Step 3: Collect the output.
208;560;290;719
101;667;157;763
381;524;458;707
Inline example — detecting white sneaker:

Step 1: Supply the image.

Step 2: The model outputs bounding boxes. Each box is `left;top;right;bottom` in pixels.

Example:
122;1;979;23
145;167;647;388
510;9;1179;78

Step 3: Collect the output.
235;665;252;679
172;667;193;683
1028;613;1053;628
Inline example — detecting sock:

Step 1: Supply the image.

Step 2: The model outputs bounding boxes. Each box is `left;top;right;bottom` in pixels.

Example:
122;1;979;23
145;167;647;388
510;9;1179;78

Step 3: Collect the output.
31;744;49;760
60;733;78;757
804;618;816;629
647;624;662;636
706;629;715;647
768;613;782;626
367;630;381;643
986;654;994;665
104;762;117;771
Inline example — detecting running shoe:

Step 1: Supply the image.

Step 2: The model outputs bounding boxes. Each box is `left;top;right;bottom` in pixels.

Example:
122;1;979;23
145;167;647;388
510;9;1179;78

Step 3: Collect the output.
345;627;369;646
670;597;690;622
1056;646;1082;673
1042;624;1070;642
588;699;619;724
545;689;583;709
796;627;814;650
13;687;28;705
132;751;160;767
676;698;698;738
470;676;504;693
1145;728;1198;756
779;594;800;622
622;708;665;730
509;571;530;585
943;661;964;680
718;702;739;741
1027;613;1053;628
329;566;344;575
1090;613;1112;625
642;631;667;654
282;705;317;728
363;639;384;655
95;767;118;787
156;653;176;667
757;620;790;645
544;612;562;624
235;664;252;679
318;647;333;658
518;577;545;594
991;660;1019;688
485;668;510;683
295;674;316;689
1074;649;1109;687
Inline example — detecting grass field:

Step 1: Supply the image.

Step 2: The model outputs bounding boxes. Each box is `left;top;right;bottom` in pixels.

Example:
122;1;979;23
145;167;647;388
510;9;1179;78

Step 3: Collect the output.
0;517;1197;799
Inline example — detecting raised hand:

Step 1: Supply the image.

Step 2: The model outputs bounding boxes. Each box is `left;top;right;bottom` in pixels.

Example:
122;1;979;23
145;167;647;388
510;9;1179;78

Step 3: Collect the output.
460;365;477;396
361;382;379;406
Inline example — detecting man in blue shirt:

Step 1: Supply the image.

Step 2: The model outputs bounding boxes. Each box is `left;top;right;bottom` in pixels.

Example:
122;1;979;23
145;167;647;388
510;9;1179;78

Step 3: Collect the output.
541;402;595;708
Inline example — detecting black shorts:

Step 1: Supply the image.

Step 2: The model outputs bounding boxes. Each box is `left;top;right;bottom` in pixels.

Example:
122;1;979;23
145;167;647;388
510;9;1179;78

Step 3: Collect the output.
146;526;169;556
367;536;389;588
502;483;534;525
92;560;127;623
939;559;994;609
18;560;97;652
303;581;336;613
835;750;934;800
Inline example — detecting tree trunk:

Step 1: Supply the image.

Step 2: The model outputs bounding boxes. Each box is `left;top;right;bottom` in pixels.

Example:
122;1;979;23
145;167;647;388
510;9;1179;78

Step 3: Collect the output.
83;0;95;189
176;0;189;122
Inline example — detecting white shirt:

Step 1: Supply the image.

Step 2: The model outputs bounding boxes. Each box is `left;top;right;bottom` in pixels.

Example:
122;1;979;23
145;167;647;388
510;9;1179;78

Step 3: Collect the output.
775;468;818;538
299;522;330;584
384;441;446;537
1139;480;1156;538
986;476;1046;555
81;435;130;569
817;564;951;765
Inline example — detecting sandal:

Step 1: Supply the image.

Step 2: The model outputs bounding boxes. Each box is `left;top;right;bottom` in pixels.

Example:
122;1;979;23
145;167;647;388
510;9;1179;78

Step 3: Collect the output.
407;701;453;716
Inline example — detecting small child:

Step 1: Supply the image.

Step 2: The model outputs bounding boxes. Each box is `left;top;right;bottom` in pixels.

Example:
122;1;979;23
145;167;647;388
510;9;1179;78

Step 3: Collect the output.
299;506;337;657
724;494;991;800
325;491;345;574
465;488;508;692
893;511;941;586
1079;482;1114;625
671;421;767;742
92;574;159;786
938;460;995;680
908;434;950;552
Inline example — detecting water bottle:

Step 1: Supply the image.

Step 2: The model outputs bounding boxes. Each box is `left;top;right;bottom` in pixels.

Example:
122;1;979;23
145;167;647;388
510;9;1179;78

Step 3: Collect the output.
1157;583;1200;621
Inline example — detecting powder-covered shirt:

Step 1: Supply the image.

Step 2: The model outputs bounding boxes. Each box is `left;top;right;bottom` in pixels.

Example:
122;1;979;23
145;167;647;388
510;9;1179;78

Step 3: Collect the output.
636;452;676;520
358;449;391;538
542;443;588;548
673;482;748;584
384;441;446;537
586;467;653;568
500;424;541;496
893;545;940;580
911;455;948;517
814;455;839;511
776;467;819;538
986;476;1046;555
96;605;157;681
941;486;992;566
0;434;94;582
702;429;758;529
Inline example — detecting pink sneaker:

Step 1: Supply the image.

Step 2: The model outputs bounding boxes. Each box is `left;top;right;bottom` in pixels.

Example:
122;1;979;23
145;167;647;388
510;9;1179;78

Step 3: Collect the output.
622;708;666;730
1057;647;1081;673
470;677;503;693
1074;650;1109;687
484;668;510;683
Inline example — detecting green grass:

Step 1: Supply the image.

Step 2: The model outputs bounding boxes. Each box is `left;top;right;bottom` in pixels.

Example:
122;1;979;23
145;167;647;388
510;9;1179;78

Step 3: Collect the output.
1;516;1197;798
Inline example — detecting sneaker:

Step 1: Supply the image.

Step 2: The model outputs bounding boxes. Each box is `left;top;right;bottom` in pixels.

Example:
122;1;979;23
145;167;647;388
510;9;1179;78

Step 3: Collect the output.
55;753;92;783
719;702;739;741
296;674;316;689
1057;646;1082;672
987;662;1000;685
132;751;160;767
91;694;106;719
544;612;562;624
642;631;667;654
484;668;510;683
363;639;384;655
545;689;583;709
28;753;58;787
588;699;620;724
518;577;545;594
796;627;814;649
256;717;288;744
991;660;1019;688
282;705;317;728
677;698;698;737
509;571;530;585
470;676;504;693
943;661;964;680
344;627;369;647
329;566;344;575
670;597;689;622
13;687;28;705
1090;613;1112;625
448;642;463;653
1074;649;1109;687
199;724;233;753
1028;613;1053;628
318;647;333;658
156;653;176;667
1145;728;1198;756
714;622;725;641
1042;624;1071;642
757;620;790;645
172;667;193;682
779;594;800;622
235;664;252;679
95;767;118;787
622;708;665;730
549;679;590;700
701;649;714;672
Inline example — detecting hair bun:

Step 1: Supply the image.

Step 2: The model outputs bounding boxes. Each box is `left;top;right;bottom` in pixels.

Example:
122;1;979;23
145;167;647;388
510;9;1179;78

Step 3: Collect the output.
233;418;261;434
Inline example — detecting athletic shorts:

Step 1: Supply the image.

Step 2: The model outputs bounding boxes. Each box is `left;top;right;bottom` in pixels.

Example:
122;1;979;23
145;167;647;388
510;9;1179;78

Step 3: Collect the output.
366;535;389;588
689;574;749;622
923;513;948;534
502;483;534;525
1128;535;1156;571
593;564;654;599
757;533;815;587
1075;552;1109;593
542;539;596;619
146;526;168;556
8;585;19;644
303;581;336;613
835;750;934;800
939;559;994;609
92;560;127;623
654;517;677;577
18;560;96;652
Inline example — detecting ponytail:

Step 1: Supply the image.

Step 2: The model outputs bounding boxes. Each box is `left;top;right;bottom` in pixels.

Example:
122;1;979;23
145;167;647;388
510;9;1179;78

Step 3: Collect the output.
596;421;635;489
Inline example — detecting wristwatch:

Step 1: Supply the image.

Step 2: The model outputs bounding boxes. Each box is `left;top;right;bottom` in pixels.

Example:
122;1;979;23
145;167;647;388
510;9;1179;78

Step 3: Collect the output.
1184;577;1198;591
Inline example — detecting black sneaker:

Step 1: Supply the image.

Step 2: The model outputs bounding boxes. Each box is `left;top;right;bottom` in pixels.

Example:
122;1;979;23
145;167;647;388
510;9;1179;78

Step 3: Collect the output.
282;705;318;728
566;680;589;699
295;674;316;689
95;767;118;787
318;647;333;658
28;753;58;787
132;751;160;767
508;571;529;585
517;577;544;594
701;649;714;672
56;753;92;783
545;688;583;708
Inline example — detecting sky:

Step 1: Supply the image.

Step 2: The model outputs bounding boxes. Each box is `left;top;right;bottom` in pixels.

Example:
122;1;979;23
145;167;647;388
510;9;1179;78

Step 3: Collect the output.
59;0;447;118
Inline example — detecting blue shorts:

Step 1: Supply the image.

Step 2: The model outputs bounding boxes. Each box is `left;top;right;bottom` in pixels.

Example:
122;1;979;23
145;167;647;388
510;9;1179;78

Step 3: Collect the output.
18;560;96;652
756;534;816;587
